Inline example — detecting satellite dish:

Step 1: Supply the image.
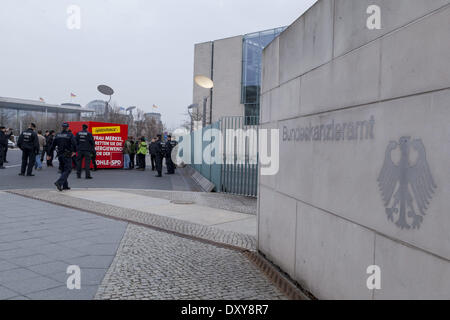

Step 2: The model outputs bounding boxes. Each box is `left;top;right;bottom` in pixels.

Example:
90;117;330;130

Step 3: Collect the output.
97;85;114;96
194;75;214;89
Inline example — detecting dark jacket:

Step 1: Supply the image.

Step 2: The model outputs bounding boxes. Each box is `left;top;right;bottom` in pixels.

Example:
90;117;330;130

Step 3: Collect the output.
75;129;95;152
0;131;8;148
17;128;39;152
50;130;77;157
46;135;54;152
149;141;158;156
165;140;178;157
154;138;166;158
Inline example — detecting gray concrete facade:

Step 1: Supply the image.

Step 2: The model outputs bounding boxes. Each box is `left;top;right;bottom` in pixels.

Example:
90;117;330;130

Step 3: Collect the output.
193;36;244;123
259;0;450;299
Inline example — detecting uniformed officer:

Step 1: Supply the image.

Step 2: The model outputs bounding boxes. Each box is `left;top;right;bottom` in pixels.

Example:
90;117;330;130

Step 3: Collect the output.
76;124;95;179
48;122;77;191
154;134;166;177
165;135;178;175
17;123;39;176
0;126;9;169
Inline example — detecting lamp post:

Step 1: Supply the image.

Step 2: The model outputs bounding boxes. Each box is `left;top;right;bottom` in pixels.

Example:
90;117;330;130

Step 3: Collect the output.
97;85;114;117
194;75;214;127
126;106;136;136
187;103;198;132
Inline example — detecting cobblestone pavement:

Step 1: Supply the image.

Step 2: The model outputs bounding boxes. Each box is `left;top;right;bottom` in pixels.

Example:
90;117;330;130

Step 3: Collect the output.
9;189;257;251
95;224;286;300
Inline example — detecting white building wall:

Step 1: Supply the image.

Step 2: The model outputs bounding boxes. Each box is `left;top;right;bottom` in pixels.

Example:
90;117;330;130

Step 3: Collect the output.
259;0;450;299
193;36;245;124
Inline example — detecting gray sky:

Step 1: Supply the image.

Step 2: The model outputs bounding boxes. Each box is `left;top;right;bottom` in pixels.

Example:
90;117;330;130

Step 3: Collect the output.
0;0;317;129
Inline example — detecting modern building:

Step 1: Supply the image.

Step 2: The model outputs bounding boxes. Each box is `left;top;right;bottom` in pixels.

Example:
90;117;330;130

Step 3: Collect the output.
0;96;95;132
259;0;450;299
144;112;162;123
85;100;107;116
192;27;286;124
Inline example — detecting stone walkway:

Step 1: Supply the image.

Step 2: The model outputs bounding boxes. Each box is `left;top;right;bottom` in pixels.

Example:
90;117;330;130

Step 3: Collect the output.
95;224;285;300
9;189;257;250
1;190;288;300
0;192;127;300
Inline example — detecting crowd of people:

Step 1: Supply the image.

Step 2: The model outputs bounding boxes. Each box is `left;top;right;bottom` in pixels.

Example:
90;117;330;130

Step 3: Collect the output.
1;122;179;190
122;134;178;177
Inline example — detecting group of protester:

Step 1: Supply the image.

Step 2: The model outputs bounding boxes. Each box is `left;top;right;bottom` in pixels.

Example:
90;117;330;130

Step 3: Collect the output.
2;121;179;190
122;134;178;177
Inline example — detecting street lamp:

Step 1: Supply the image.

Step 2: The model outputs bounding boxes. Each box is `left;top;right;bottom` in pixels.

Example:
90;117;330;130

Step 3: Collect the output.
126;106;136;135
97;85;114;116
194;75;214;127
187;103;198;132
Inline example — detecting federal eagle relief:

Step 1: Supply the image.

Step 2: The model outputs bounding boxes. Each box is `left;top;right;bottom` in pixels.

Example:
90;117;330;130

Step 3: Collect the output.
378;137;437;230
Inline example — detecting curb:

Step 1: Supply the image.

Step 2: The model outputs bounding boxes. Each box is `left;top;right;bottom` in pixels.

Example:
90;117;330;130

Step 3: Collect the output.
7;190;311;300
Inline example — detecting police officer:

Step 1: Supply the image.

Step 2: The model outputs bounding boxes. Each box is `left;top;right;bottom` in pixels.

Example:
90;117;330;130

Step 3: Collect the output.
154;134;166;177
48;122;77;191
0;126;9;169
17;123;39;176
76;124;95;179
165;135;178;175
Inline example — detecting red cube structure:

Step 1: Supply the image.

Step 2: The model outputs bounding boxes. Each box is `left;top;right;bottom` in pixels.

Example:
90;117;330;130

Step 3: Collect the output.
68;121;128;169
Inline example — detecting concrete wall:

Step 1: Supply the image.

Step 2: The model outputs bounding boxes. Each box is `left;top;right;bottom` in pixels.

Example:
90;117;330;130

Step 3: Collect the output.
211;36;244;123
193;36;245;124
259;0;450;299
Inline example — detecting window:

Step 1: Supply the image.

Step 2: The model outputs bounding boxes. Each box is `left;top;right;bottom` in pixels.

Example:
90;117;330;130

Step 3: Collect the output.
241;27;286;124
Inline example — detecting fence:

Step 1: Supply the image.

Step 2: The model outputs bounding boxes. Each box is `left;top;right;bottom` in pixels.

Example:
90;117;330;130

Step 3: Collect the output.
181;116;259;197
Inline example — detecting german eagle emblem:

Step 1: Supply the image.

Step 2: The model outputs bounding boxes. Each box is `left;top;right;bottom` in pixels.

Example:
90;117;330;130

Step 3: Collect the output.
378;137;436;230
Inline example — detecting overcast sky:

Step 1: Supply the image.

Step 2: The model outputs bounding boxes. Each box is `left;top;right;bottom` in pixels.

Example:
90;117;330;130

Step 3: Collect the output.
0;0;317;130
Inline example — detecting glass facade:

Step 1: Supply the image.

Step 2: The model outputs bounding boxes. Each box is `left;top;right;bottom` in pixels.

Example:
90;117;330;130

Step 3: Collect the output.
241;27;286;122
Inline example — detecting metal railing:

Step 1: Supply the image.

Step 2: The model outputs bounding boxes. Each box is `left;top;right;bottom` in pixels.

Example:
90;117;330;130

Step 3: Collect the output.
183;116;259;197
220;116;259;197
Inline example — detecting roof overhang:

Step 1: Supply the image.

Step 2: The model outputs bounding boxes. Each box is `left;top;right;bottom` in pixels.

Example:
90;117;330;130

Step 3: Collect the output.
0;97;95;114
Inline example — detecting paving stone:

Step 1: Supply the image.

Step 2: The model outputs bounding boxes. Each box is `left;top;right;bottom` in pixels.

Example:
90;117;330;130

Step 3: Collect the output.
0;286;18;300
26;285;98;300
9;254;55;267
28;261;71;276
95;224;285;300
2;276;61;295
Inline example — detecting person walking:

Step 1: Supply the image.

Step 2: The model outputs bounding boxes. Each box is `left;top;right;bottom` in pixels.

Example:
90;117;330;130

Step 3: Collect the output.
17;123;39;177
123;137;132;169
75;124;95;179
149;137;157;171
136;137;148;171
35;130;46;171
154;134;166;177
165;135;178;175
48;123;77;191
0;126;9;169
46;130;56;167
41;130;49;163
129;136;136;169
2;128;12;164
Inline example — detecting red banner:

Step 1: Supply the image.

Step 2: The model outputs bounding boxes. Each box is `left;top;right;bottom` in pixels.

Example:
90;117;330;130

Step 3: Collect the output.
68;121;128;169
